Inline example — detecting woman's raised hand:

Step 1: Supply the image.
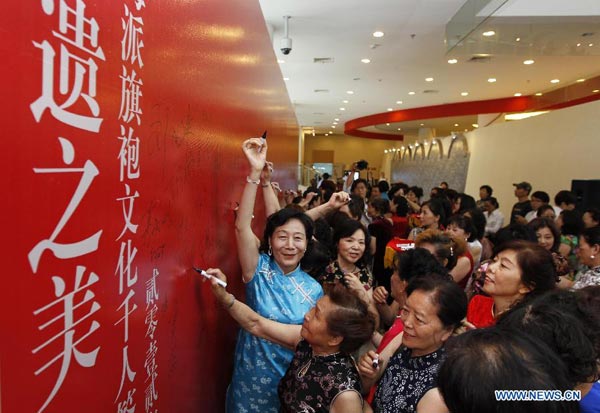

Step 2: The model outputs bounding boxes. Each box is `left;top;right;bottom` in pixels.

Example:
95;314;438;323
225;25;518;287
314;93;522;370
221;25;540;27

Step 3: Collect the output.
327;191;351;209
261;161;274;184
242;137;268;172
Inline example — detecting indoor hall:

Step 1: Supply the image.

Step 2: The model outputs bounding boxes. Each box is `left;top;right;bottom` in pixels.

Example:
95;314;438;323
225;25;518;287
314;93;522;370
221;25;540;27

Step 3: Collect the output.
3;0;600;412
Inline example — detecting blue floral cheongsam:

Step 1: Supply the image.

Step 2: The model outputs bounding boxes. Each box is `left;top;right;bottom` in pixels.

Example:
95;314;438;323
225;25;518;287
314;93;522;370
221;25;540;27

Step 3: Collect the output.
226;253;323;413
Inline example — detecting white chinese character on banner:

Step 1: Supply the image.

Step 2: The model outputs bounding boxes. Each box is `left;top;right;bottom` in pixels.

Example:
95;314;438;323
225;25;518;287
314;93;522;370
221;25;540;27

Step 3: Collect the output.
28;137;102;273
119;68;144;125
32;265;101;413
116;184;139;241
144;304;158;339
115;240;138;295
118;125;141;181
121;4;144;67
145;269;159;307
134;0;146;11
117;388;136;413
31;0;106;132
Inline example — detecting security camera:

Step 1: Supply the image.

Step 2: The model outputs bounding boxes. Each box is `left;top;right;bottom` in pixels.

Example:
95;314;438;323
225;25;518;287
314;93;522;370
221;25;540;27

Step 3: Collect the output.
280;37;292;55
280;16;292;55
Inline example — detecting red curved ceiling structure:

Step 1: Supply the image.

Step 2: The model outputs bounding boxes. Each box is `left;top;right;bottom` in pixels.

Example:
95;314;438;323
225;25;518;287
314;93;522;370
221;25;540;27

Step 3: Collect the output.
344;75;600;140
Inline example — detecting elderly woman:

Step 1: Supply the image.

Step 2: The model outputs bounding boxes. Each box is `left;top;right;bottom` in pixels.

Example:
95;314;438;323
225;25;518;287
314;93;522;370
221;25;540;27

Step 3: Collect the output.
231;137;324;412
359;275;467;413
466;240;557;328
206;269;375;413
572;226;600;289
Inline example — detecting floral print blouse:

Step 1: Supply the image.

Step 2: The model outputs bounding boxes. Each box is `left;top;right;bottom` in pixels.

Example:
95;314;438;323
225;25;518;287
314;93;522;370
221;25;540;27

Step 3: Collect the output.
373;346;446;413
318;260;373;290
278;339;362;412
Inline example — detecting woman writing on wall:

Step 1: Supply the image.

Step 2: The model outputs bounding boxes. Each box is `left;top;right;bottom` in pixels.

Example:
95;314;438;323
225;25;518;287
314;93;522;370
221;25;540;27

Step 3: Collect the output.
230;137;324;413
206;268;375;413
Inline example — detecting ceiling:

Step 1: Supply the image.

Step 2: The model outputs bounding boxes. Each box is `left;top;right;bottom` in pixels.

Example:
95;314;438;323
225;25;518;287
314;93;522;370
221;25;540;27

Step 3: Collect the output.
258;0;600;139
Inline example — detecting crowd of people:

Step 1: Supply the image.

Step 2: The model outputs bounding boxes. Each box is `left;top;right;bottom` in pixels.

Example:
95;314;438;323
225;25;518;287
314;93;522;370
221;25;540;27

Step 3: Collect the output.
202;137;600;413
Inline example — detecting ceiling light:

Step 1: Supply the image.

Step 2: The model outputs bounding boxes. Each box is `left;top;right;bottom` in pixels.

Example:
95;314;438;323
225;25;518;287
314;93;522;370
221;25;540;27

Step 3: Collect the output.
472;124;479;128
277;59;285;64
594;90;600;93
343;100;349;103
420;123;424;126
515;37;521;42
339;107;346;111
464;129;468;132
328;131;333;134
373;31;384;38
334;118;339;121
461;92;469;96
387;108;393;111
482;30;496;37
505;111;548;121
283;77;290;80
333;122;338;125
361;58;371;63
386;123;390;126
425;77;434;82
454;123;459;127
576;79;586;83
535;92;543;96
408;91;416;95
577;43;582;47
487;78;497;83
448;58;458;64
397;128;402;131
550;79;560;84
384;150;388;154
396;100;403;104
325;133;329;136
346;90;354;95
424;142;428;145
589;43;594;47
312;130;315;136
332;126;336;128
523;59;534;65
514;93;522;96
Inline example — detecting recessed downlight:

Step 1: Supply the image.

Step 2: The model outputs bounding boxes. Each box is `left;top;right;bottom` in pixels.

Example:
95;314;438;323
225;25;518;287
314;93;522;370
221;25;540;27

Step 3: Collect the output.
577;79;586;83
454;123;459;127
593;89;600;93
420;123;424;126
342;100;349;103
482;30;496;37
373;31;384;38
386;123;390;126
277;59;285;64
396;100;403;104
346;90;354;95
461;92;469;96
535;92;543;96
550;79;560;84
334;118;339;121
589;43;594;47
448;58;458;64
514;93;522;96
425;77;434;82
397;128;402;131
515;37;521;42
387;108;393;111
487;78;497;83
283;77;290;80
408;91;416;95
339;107;346;111
523;59;535;65
361;58;371;64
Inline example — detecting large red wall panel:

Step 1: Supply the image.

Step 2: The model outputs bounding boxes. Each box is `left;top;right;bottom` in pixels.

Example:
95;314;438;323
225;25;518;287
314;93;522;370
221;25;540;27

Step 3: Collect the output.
1;1;297;412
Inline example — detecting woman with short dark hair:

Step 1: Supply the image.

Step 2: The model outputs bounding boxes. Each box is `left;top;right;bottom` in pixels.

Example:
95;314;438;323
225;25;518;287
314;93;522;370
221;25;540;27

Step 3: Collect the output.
206;269;375;413
408;198;446;240
359;275;467;413
573;226;600;289
557;209;584;271
438;329;579;413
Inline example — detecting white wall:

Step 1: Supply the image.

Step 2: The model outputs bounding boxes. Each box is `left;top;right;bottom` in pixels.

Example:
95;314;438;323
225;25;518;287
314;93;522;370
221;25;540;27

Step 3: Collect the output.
464;100;600;219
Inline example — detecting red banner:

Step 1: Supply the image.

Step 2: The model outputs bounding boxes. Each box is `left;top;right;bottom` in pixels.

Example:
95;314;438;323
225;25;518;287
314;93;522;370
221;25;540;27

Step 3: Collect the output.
1;1;298;412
